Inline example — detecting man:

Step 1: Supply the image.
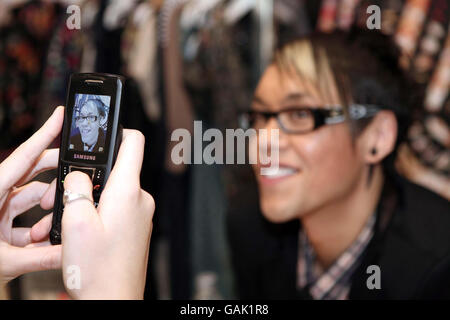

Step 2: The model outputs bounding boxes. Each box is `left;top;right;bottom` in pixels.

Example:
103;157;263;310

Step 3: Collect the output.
70;99;106;153
228;30;450;300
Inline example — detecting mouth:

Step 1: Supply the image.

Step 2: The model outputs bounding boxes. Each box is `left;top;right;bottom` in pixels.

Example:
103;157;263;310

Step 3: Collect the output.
81;128;91;135
258;165;300;185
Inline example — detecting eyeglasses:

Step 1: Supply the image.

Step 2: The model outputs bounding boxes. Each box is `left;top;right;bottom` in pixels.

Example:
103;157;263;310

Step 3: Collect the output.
239;104;381;134
75;115;98;124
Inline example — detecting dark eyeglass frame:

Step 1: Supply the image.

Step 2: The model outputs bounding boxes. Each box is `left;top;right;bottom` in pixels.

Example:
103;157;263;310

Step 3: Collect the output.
75;115;99;123
239;104;381;134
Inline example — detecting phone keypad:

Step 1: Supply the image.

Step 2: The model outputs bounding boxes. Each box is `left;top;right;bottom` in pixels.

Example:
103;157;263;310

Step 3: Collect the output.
69;166;95;180
93;169;104;189
58;163;105;208
60;165;70;186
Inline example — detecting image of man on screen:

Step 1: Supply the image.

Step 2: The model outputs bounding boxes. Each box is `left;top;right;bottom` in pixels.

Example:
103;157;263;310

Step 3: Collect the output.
70;99;107;153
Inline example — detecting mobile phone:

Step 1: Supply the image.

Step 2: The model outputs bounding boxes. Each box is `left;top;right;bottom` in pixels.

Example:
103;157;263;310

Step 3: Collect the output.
50;73;124;245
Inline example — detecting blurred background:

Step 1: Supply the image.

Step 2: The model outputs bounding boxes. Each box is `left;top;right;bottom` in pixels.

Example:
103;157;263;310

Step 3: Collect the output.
0;0;448;300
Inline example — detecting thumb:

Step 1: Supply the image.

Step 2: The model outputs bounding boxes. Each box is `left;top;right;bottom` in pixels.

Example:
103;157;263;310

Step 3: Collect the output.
62;171;98;240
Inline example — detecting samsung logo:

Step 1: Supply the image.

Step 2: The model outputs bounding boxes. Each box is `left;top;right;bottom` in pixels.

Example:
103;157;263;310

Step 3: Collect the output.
73;154;96;161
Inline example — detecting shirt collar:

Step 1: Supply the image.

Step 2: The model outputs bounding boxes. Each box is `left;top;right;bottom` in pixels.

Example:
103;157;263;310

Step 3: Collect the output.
297;213;376;300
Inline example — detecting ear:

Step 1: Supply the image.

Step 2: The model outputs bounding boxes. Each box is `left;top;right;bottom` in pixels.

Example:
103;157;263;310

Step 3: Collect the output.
358;110;398;164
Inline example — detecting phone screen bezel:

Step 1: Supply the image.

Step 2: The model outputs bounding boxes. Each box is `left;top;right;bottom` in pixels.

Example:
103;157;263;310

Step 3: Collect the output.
61;75;118;166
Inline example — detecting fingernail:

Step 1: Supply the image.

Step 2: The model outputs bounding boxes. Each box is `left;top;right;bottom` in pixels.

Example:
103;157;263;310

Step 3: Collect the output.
53;106;63;114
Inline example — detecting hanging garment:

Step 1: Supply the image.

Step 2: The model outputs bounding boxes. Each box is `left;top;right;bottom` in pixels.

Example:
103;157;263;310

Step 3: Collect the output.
395;0;432;70
180;2;253;299
380;0;404;35
336;0;361;31
409;29;450;174
37;16;84;128
93;0;124;75
399;0;450;175
122;2;161;121
410;0;449;84
274;0;312;42
154;0;193;299
317;0;339;32
0;2;59;155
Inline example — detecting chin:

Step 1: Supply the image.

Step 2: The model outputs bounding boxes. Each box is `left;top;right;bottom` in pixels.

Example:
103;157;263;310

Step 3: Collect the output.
259;198;300;223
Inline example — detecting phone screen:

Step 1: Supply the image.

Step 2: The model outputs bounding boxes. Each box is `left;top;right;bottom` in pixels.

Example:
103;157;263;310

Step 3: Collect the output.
63;88;117;165
68;94;111;154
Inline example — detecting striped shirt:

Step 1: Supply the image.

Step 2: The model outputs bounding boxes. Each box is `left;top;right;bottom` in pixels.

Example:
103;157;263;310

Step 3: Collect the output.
297;213;376;300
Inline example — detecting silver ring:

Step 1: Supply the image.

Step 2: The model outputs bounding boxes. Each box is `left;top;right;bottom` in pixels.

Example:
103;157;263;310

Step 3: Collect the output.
63;189;93;206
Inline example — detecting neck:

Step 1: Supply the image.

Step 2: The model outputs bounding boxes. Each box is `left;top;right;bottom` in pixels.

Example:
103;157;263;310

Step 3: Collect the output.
300;165;384;269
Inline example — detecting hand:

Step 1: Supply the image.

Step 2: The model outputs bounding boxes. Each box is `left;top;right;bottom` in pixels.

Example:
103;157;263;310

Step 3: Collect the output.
0;107;64;286
59;129;154;299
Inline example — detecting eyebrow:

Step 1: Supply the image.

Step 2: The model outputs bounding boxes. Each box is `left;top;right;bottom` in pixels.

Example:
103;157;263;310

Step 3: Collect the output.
281;92;312;104
252;92;312;107
252;95;270;107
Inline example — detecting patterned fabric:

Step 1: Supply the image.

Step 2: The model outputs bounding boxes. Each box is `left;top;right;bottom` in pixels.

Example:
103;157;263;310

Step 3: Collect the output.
297;213;376;300
158;0;188;47
0;2;58;155
37;15;83;128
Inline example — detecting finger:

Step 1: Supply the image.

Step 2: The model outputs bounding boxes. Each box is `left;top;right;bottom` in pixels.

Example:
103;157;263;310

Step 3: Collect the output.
0;106;64;194
25;240;52;248
40;179;57;210
8;181;50;220
30;213;53;243
11;228;31;247
16;149;59;187
141;189;156;220
6;244;62;278
106;129;145;189
62;171;99;232
63;171;94;203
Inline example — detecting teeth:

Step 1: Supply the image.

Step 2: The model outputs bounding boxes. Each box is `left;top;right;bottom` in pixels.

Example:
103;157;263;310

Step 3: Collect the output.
262;166;297;178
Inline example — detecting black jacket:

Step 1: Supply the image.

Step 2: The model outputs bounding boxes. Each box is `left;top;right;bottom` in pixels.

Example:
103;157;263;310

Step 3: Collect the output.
70;128;106;153
227;174;450;299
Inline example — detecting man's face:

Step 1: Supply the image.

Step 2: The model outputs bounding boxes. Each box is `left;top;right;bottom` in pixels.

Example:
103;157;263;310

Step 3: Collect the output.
76;101;100;147
251;65;366;223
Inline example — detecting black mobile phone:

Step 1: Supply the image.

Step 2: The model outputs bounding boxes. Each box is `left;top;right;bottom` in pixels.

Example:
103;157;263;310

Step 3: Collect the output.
50;73;124;245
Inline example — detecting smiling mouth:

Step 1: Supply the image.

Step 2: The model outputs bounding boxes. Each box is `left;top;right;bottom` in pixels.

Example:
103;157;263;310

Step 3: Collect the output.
259;166;300;182
81;128;91;135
